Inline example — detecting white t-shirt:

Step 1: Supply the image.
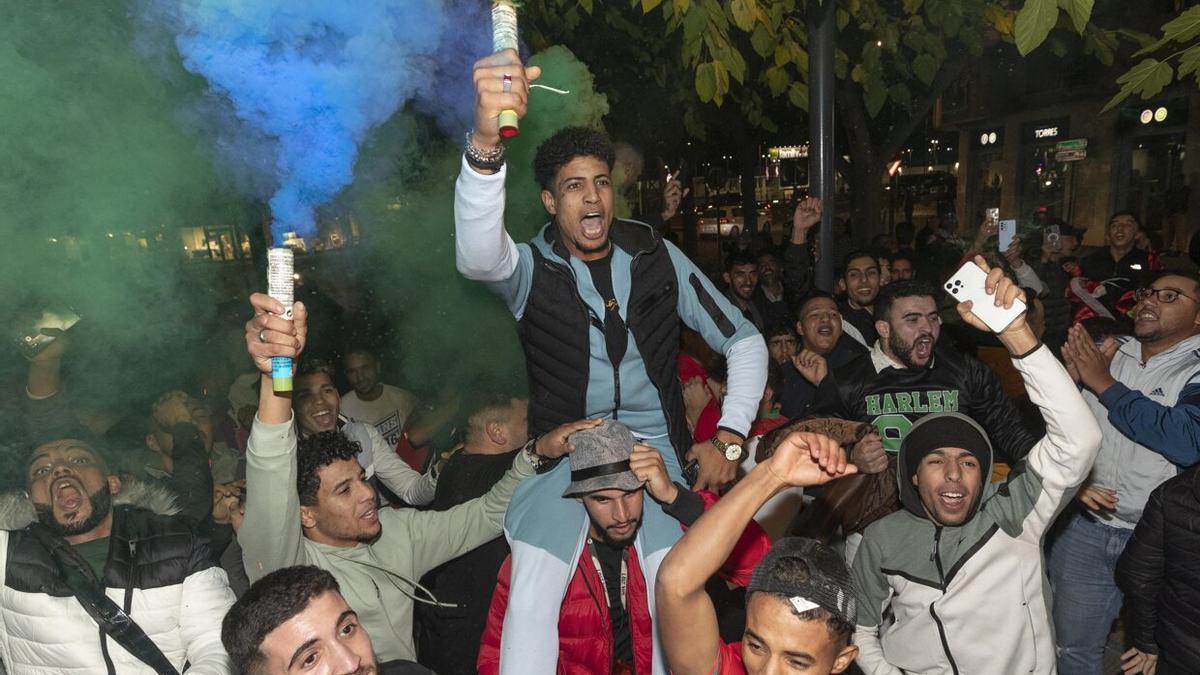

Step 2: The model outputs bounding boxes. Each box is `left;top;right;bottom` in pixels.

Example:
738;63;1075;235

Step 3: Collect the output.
340;384;418;448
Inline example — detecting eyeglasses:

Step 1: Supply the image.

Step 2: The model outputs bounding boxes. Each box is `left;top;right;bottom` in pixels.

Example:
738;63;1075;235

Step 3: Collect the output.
1134;287;1200;304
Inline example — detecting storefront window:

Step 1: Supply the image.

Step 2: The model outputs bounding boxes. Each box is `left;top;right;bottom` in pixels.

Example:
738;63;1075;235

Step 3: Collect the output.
1018;118;1075;226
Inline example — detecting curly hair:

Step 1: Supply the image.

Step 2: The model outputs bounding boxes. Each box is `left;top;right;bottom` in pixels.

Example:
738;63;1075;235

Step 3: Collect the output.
533;126;615;191
297;431;362;506
221;565;341;675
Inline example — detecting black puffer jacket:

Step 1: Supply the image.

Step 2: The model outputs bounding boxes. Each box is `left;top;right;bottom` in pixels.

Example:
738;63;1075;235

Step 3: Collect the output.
1117;467;1200;673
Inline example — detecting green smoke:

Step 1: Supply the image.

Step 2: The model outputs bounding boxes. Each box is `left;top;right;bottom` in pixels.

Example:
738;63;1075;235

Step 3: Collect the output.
340;46;611;402
0;5;615;469
0;2;248;432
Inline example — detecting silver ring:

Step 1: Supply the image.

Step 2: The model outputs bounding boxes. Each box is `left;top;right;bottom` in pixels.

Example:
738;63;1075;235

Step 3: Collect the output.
502;74;512;93
257;329;267;343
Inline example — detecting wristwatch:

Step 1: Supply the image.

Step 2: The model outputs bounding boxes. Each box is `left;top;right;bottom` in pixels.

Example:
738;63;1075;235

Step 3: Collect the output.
710;435;745;462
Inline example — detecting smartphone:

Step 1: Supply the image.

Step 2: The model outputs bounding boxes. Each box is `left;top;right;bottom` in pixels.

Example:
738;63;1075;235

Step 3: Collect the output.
998;219;1017;252
1045;224;1061;251
682;459;699;487
15;307;81;359
944;261;1026;333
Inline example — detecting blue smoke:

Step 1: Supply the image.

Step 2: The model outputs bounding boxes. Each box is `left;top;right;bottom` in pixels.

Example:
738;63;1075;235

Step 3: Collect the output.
154;0;491;244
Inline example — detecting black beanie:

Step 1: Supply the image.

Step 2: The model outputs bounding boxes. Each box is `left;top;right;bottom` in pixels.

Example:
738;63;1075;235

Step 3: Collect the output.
901;412;992;482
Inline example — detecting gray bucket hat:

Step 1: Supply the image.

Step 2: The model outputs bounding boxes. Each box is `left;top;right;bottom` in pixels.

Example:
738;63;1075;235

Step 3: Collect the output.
562;420;644;498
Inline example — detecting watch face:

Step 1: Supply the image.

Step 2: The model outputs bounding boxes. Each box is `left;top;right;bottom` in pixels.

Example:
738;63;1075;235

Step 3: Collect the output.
724;444;743;461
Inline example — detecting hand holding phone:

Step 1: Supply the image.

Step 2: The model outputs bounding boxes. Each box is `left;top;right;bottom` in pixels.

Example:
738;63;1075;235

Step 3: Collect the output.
944;259;1026;334
15;307;81;360
997;219;1017;253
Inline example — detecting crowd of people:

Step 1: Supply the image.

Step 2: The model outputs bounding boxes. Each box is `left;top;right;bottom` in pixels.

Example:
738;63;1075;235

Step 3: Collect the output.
1;48;1199;675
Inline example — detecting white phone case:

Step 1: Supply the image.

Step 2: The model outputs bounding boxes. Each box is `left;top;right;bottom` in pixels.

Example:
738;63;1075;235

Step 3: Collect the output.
944;261;1026;333
998;218;1017;252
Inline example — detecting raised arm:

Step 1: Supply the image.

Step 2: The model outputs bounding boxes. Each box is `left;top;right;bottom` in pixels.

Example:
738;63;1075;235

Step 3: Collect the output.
239;293;311;581
367;424;436;505
656;432;856;675
23;330;78;443
782;197;821;310
956;258;1101;535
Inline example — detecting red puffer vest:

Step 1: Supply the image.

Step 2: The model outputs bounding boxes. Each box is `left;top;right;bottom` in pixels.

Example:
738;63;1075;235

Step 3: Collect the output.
478;547;653;674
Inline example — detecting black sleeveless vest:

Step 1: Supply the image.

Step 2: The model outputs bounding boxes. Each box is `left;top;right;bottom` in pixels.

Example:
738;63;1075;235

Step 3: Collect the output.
519;220;693;465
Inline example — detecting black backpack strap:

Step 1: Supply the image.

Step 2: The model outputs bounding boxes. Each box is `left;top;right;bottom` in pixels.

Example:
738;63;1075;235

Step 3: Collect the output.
26;524;180;675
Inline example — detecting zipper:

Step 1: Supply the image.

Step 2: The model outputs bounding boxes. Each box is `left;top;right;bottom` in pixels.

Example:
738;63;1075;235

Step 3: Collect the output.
125;541;138;613
546;257;621;417
930;528;961;675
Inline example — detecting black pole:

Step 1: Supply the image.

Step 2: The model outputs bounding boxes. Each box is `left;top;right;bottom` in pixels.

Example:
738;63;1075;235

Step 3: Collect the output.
809;0;836;291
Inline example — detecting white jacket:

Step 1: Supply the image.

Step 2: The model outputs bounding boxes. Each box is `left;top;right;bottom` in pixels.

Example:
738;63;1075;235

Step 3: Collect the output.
0;482;234;674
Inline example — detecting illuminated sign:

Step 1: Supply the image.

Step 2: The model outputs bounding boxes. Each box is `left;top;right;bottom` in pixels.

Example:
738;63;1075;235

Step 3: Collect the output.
769;145;809;159
1034;126;1059;139
977;129;1002;147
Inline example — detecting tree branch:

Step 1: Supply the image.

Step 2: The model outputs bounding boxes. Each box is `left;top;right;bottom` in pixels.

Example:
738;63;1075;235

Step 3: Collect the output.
880;46;970;161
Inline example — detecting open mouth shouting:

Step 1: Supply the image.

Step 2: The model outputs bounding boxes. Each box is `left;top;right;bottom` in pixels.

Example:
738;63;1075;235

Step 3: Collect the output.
55;478;85;516
938;490;967;513
579;210;607;241
913;335;934;361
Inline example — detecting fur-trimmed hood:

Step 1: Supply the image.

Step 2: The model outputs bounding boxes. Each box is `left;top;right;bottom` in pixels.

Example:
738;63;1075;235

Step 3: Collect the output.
0;480;180;531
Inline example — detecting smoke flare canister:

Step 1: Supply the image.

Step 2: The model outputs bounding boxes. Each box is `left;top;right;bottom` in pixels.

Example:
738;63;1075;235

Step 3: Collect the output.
492;0;520;138
267;248;295;392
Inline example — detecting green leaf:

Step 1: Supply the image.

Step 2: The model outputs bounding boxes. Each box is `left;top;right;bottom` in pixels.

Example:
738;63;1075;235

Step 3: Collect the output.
580;0;594;13
836;8;850;31
1083;27;1114;66
863;76;887;117
713;59;730;105
1014;0;1058;56
751;23;774;58
730;0;757;32
682;8;706;58
889;83;913;109
695;62;716;102
912;53;937;86
1057;0;1092;34
766;66;790;96
775;45;790;66
1178;45;1200;81
1160;5;1200;45
850;63;865;83
673;0;690;14
721;45;748;83
788;82;809;111
903;0;923;14
791;43;809;72
1100;59;1174;113
1134;6;1200;57
641;0;664;13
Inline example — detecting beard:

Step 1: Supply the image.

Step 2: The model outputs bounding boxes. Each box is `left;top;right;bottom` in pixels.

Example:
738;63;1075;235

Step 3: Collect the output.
34;485;112;537
590;515;642;548
888;332;930;370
